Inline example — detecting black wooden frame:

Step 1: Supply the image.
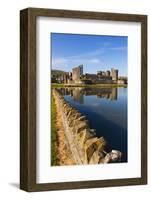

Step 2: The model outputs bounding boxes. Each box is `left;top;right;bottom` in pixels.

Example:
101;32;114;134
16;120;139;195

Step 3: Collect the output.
20;7;147;192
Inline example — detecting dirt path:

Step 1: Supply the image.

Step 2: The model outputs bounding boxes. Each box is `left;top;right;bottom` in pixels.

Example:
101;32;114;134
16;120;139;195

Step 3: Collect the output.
55;97;75;166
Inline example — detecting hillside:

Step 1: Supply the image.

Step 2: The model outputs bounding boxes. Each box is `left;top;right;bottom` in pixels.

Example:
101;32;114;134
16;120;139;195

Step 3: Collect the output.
51;69;67;77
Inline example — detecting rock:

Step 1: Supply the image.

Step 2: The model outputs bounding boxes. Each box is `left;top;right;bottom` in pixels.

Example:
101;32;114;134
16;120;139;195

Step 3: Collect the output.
101;150;122;163
78;116;86;121
111;150;122;162
75;121;89;133
89;129;96;136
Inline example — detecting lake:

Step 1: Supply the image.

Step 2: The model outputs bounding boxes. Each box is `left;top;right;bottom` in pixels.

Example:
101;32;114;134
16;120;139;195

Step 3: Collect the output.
59;87;127;162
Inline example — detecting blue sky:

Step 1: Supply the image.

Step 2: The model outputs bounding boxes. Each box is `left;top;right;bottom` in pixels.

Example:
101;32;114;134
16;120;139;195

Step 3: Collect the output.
51;33;128;76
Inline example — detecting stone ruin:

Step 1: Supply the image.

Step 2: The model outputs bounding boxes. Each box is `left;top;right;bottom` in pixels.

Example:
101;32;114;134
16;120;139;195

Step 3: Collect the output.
53;88;122;165
61;65;126;85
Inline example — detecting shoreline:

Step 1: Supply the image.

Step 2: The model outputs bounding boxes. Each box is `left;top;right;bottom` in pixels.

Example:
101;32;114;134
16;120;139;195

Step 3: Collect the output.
52;83;127;88
51;91;75;166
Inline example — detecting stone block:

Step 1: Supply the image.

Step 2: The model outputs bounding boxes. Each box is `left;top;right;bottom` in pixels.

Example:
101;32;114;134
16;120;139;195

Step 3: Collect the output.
75;121;89;133
89;150;100;164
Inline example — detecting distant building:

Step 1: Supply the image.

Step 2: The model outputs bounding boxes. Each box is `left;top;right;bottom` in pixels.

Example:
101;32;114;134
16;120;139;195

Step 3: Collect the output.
72;65;83;83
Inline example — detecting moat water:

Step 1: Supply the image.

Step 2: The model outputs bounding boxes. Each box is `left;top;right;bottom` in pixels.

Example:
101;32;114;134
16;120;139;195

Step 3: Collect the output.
60;87;128;162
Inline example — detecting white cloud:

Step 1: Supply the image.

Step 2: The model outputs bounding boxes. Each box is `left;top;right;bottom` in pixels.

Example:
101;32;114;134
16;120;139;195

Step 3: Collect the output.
52;57;67;65
52;56;102;70
109;46;127;51
52;57;68;69
89;58;100;63
52;47;105;70
51;44;127;72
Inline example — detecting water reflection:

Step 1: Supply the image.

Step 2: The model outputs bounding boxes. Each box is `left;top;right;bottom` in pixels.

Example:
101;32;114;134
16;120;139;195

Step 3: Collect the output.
59;87;127;162
60;87;118;104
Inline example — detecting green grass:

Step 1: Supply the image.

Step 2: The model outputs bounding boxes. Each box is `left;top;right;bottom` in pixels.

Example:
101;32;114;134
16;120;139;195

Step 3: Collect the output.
52;83;65;88
52;83;127;88
51;94;57;166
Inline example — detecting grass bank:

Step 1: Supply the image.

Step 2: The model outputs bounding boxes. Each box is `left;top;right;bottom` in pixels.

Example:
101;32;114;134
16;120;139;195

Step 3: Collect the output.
52;83;127;88
51;94;57;166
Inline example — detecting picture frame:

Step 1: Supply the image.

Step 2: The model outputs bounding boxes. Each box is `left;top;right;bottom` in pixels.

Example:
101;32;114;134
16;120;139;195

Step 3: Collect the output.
20;7;147;192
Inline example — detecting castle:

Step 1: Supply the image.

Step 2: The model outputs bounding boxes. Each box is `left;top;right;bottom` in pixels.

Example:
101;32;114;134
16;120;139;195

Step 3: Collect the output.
53;65;127;85
62;65;127;84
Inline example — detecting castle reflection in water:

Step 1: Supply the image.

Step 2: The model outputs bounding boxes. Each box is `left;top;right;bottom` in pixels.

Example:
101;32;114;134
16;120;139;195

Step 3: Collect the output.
59;87;118;104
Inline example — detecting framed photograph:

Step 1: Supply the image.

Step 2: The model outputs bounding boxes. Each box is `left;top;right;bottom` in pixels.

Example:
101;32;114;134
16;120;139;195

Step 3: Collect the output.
20;8;147;191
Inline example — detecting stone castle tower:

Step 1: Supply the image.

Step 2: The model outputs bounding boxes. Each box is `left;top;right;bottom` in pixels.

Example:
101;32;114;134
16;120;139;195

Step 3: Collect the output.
111;68;118;81
72;65;83;82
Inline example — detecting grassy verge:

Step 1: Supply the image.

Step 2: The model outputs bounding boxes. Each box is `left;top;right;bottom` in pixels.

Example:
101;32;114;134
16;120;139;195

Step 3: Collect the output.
52;83;127;88
51;94;57;166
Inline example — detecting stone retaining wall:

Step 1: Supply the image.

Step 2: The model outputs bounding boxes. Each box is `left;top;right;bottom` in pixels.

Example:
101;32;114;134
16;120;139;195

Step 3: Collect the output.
53;88;122;165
